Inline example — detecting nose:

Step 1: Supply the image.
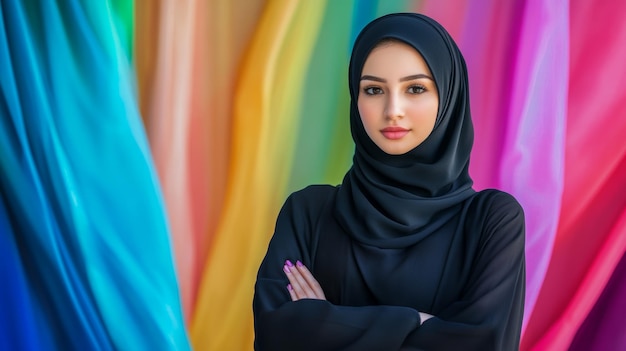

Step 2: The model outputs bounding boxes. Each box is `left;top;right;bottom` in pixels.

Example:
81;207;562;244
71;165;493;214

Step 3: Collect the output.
385;92;404;121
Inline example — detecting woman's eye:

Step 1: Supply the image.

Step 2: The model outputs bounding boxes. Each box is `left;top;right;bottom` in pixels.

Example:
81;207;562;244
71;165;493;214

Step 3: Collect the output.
363;87;383;95
408;85;426;94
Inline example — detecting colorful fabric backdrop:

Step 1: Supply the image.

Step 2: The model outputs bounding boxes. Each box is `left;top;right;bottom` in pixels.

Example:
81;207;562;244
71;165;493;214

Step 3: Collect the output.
1;0;625;350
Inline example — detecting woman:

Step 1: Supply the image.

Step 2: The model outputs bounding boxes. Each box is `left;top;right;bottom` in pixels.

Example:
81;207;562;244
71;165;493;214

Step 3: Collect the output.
253;13;525;350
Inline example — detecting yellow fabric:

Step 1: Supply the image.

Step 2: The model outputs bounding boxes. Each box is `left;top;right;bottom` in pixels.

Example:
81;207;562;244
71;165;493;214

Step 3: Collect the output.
190;1;327;349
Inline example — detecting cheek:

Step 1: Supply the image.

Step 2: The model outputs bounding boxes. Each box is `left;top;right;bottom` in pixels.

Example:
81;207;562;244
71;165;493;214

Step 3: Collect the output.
408;98;438;124
357;99;377;129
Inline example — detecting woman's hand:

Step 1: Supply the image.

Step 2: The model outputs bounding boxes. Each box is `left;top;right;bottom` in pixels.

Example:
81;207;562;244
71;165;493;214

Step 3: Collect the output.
283;260;326;301
419;312;434;325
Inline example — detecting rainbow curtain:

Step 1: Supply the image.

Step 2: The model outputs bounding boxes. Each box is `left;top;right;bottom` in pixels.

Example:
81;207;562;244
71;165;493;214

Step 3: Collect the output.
1;0;625;350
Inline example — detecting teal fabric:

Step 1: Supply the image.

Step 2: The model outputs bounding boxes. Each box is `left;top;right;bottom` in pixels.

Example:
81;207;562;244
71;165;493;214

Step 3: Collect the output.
0;1;190;349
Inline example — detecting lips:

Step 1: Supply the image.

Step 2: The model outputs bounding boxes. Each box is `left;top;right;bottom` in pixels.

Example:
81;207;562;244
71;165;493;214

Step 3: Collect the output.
381;126;409;140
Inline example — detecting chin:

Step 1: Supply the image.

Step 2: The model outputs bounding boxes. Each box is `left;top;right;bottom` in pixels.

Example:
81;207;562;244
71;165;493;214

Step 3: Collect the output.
380;146;412;155
372;138;421;155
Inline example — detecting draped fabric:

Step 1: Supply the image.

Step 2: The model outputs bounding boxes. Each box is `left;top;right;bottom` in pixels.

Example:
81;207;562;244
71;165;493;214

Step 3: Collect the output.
1;0;625;350
0;1;189;349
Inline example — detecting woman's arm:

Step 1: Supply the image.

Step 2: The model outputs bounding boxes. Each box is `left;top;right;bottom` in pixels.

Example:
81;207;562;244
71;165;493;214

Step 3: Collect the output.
402;191;526;350
284;259;433;324
253;188;422;351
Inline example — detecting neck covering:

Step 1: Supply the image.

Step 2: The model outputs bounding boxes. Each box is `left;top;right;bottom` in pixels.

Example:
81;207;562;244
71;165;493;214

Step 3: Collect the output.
334;13;476;248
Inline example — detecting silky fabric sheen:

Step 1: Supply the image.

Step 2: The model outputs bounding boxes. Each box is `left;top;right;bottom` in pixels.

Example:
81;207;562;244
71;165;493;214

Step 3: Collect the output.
335;13;475;249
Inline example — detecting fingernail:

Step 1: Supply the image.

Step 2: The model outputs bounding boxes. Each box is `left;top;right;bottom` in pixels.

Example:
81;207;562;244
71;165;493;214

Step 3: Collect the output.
283;265;291;273
285;260;294;267
296;260;304;267
287;284;292;291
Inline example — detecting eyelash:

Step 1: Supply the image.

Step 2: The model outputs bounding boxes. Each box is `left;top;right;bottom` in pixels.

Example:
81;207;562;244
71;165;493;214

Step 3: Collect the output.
363;86;383;95
407;85;426;94
362;85;427;95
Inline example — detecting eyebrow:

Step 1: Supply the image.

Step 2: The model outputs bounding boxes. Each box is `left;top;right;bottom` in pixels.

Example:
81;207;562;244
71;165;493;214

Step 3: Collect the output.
360;74;434;82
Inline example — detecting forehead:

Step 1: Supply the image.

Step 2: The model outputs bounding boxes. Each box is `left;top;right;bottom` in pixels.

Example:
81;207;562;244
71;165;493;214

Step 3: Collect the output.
361;41;431;75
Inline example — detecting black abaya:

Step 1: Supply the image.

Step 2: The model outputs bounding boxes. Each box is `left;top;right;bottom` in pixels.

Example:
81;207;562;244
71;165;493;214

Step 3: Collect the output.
254;185;525;350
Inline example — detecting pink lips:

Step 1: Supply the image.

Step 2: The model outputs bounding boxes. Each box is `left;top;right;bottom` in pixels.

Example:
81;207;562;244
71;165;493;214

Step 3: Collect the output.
381;126;410;140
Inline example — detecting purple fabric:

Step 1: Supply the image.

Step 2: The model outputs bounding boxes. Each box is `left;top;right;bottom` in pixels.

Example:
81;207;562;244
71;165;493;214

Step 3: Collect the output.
569;251;626;350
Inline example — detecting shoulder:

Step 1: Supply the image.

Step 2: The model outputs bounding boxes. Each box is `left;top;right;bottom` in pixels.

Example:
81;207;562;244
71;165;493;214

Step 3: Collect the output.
467;189;525;245
288;184;338;204
279;184;338;220
272;185;338;247
470;189;524;221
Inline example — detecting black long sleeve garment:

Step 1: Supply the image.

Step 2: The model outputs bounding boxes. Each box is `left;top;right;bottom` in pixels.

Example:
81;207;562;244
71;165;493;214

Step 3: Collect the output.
253;185;525;350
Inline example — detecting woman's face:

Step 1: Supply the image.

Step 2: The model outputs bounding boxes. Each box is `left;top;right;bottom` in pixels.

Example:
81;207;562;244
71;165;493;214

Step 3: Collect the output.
357;41;439;155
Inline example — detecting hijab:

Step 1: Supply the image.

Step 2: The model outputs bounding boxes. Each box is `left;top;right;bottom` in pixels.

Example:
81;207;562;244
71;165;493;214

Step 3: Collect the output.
334;13;476;249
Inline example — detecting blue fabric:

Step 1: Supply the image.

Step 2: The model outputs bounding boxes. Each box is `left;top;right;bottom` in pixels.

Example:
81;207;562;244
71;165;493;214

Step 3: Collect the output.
0;1;190;349
0;194;53;351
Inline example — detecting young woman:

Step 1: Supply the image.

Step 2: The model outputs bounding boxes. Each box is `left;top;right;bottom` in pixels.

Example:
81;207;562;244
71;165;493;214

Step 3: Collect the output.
253;13;525;350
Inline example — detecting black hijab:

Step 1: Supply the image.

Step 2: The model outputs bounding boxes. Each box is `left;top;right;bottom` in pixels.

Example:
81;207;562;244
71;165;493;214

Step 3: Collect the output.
334;13;476;249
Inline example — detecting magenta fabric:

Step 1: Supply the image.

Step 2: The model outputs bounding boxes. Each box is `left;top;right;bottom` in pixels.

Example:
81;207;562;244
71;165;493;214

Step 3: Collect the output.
422;0;569;334
494;0;569;332
520;0;626;349
570;250;626;350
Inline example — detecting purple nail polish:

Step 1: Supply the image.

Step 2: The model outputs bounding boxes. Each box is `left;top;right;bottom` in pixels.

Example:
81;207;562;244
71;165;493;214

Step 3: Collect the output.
287;284;292;291
285;260;294;267
296;260;304;267
283;265;291;273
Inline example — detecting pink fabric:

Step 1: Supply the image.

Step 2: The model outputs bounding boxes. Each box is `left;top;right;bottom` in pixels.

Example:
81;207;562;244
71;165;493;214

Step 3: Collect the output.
522;0;626;349
496;0;569;333
422;0;568;332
